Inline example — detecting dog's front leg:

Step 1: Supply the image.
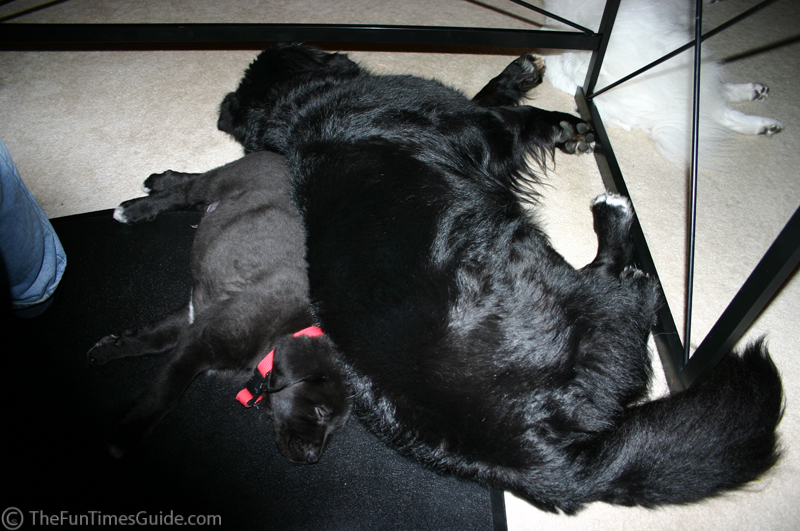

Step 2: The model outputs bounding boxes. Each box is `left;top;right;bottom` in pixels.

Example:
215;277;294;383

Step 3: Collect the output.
472;53;546;107
524;106;595;155
105;336;210;458
474;53;594;154
113;170;205;224
87;306;190;365
495;105;595;159
582;193;635;277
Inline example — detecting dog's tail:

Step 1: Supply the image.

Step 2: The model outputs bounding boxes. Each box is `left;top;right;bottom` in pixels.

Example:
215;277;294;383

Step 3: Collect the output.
571;339;783;512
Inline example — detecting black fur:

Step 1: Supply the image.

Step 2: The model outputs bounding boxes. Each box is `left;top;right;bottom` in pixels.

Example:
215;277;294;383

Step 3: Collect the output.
218;44;783;514
87;151;350;463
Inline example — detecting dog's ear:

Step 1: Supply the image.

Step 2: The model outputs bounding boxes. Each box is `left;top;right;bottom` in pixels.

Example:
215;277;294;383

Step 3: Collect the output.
217;92;240;136
267;335;336;392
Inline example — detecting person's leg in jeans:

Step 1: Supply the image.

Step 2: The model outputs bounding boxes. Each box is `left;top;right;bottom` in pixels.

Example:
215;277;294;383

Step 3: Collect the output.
0;137;66;316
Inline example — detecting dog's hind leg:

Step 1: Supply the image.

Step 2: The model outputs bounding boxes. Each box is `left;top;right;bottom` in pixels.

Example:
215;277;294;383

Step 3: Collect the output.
104;292;304;457
582;193;635;277
717;107;783;136
472;53;545;107
87;306;190;365
105;334;212;457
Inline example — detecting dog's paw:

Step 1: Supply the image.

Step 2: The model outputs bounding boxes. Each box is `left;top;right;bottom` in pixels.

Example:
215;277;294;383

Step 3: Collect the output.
142;170;175;193
752;83;769;101
112;206;130;224
621;265;648;281
592;192;634;234
86;334;121;365
758;120;783;136
513;53;546;94
592;192;631;213
87;330;139;365
557;120;595;154
143;169;197;193
114;197;159;224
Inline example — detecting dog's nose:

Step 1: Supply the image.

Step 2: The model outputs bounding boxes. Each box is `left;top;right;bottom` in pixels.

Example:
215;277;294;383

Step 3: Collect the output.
305;450;319;464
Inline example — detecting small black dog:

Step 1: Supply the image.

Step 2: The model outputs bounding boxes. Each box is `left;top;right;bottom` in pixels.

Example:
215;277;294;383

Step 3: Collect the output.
217;44;783;514
87;151;350;463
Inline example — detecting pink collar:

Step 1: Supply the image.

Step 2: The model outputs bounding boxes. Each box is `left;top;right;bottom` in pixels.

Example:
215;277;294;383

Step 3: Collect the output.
236;326;324;407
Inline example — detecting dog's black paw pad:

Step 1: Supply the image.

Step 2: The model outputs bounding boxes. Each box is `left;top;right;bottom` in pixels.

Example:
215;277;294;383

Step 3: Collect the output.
558;120;575;141
758;122;783;136
752;84;769;101
557;120;595;154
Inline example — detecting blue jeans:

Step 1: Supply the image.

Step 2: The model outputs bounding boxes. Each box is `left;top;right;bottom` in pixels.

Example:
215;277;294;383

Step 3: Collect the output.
0;138;66;312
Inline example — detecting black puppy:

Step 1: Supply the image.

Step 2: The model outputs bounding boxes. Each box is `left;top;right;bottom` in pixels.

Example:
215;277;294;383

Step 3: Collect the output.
217;44;783;514
87;151;350;463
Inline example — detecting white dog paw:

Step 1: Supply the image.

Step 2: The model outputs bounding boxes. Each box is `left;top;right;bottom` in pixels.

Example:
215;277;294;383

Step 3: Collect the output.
113;206;129;224
592;192;630;212
758;120;784;136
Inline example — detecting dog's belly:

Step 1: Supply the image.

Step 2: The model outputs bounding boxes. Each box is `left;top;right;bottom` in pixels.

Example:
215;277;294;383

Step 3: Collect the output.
297;142;599;467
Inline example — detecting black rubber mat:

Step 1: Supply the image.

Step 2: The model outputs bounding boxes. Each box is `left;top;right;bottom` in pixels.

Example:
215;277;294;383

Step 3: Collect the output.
2;209;506;531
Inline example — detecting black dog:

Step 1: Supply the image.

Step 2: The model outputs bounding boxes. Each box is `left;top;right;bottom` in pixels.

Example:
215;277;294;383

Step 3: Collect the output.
87;151;351;463
218;44;783;514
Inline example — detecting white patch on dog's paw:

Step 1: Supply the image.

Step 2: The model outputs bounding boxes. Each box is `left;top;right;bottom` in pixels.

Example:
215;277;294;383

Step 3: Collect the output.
593;192;630;212
113;206;128;224
142;183;152;194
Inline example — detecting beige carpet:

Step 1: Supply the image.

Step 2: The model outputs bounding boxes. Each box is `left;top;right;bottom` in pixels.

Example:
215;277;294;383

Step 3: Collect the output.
1;1;798;529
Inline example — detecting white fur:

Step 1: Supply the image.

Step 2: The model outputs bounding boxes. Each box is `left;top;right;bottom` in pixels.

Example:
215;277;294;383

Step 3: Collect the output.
593;192;630;211
188;289;195;325
541;0;783;167
112;206;128;223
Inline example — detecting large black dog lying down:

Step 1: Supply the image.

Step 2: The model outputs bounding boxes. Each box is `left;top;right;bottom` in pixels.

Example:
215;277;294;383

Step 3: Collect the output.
87;151;351;464
218;44;783;513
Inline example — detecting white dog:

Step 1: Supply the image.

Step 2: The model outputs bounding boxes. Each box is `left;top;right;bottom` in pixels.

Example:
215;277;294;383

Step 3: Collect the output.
541;0;783;166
